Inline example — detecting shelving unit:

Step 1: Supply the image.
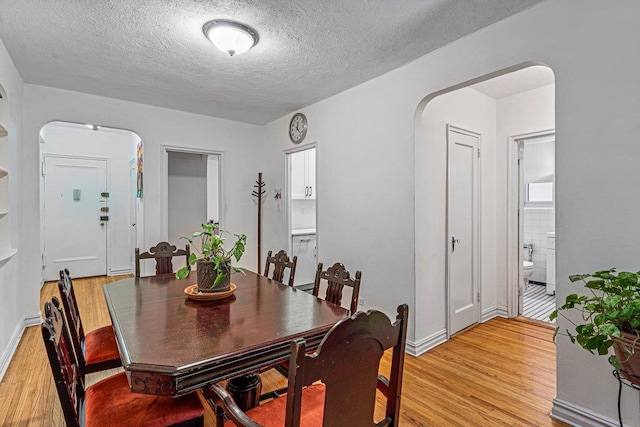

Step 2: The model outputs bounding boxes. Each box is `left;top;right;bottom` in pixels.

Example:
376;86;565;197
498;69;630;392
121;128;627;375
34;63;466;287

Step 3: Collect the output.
0;121;11;256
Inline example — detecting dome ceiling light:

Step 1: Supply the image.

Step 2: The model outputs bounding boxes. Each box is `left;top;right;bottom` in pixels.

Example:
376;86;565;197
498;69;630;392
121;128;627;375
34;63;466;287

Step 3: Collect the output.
203;19;259;57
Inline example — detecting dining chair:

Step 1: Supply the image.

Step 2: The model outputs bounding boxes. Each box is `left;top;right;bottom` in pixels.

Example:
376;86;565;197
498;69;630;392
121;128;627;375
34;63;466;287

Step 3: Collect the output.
57;269;121;376
206;304;409;427
135;241;190;277
313;262;362;314
42;299;205;427
263;249;298;286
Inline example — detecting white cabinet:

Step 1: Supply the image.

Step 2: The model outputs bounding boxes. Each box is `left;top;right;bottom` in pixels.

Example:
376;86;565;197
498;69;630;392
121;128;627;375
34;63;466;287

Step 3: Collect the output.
291;148;316;199
292;233;317;286
546;233;555;295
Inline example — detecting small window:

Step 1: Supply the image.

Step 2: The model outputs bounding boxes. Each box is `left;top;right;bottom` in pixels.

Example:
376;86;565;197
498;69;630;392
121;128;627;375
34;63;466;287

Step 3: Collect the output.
526;182;554;206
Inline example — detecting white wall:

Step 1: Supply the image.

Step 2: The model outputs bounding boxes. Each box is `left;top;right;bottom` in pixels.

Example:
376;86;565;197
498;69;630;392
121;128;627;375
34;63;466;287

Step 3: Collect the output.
40;123;139;275
21;84;263;322
0;37;31;381
416;87;497;347
260;1;640;424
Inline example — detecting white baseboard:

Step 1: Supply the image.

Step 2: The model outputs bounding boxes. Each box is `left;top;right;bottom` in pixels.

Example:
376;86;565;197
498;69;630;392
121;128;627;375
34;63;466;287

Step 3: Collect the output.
481;305;508;322
551;398;619;427
0;312;42;382
109;267;133;276
406;329;447;357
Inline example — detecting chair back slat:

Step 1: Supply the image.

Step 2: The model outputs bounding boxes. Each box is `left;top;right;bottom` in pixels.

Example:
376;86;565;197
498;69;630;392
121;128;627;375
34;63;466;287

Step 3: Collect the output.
135;241;190;277
285;304;408;427
263;249;298;287
43;299;85;427
58;270;87;375
313;262;362;314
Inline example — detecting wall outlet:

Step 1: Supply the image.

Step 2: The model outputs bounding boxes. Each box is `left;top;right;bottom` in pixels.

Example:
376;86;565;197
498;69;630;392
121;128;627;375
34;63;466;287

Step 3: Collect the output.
358;297;364;306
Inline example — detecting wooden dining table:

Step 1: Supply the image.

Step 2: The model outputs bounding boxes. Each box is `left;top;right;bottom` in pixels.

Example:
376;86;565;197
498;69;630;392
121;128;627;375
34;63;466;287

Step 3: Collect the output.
103;269;347;397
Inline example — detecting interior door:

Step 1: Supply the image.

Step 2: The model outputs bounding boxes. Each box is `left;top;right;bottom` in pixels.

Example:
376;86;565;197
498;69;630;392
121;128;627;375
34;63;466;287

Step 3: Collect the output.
129;158;137;273
43;155;108;281
447;126;480;336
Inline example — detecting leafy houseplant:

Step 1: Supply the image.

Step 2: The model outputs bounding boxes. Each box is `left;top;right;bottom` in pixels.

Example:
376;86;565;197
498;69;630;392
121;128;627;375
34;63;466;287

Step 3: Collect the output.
551;268;640;385
176;222;247;293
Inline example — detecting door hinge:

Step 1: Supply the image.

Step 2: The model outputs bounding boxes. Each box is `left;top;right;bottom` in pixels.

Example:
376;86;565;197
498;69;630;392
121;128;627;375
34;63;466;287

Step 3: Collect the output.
477;148;480;158
41;161;46;177
477;292;480;303
42;253;46;268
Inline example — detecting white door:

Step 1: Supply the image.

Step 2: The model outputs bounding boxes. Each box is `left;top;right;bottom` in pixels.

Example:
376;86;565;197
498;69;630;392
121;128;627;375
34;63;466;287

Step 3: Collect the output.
292;234;317;286
43;156;108;281
290;150;307;199
447;126;480;336
517;141;525;313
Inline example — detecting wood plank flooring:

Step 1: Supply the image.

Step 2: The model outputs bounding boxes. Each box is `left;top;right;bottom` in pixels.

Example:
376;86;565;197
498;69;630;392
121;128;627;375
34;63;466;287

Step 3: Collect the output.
0;275;568;426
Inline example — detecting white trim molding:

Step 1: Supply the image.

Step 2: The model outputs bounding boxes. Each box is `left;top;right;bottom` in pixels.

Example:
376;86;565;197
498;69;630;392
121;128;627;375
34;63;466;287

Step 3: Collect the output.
109;267;133;276
481;305;508;323
0;312;42;382
551;398;618;427
406;329;447;357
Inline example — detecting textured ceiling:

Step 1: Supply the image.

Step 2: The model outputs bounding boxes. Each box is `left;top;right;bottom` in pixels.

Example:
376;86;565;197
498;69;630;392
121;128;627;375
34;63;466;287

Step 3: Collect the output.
0;0;543;125
471;65;555;99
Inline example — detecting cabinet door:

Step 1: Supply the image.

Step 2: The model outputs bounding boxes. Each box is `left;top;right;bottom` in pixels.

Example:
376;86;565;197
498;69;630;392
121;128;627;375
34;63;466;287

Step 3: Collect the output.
306;148;316;199
292;234;317;286
290;150;307;199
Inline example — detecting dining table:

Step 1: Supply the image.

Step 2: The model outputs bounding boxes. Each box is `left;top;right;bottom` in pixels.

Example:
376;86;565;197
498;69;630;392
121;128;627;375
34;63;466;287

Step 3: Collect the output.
102;269;348;398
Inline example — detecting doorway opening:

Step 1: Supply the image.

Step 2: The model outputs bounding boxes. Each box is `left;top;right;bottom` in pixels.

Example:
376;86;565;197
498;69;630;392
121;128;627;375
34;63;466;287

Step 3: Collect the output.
414;63;555;353
285;144;316;289
39;121;143;281
162;146;222;275
512;131;556;323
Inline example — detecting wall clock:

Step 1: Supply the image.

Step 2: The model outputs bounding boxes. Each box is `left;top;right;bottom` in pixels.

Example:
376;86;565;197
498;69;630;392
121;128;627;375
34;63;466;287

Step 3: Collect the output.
289;113;308;144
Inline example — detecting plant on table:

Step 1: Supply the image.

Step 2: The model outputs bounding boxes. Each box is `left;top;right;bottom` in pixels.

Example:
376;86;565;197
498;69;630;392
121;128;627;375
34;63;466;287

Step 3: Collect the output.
550;268;640;384
176;222;247;292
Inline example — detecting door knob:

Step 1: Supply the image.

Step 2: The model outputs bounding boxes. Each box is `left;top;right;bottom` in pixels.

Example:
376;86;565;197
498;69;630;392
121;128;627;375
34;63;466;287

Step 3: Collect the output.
451;236;460;252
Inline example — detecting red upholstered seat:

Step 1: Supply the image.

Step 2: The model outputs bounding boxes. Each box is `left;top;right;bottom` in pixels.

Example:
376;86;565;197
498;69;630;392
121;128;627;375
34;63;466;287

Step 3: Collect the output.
224;384;325;427
86;372;204;427
84;325;121;369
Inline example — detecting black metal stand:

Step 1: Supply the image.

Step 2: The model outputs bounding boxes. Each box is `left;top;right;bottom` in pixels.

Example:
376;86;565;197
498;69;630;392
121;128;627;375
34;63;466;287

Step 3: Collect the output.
612;369;640;427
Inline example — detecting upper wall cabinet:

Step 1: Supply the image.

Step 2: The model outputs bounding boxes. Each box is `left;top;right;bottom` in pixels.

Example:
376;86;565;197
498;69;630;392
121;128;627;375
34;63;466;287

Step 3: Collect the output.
291;148;316;199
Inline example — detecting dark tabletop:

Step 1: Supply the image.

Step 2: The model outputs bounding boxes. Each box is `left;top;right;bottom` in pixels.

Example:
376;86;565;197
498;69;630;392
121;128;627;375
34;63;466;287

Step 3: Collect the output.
103;269;347;396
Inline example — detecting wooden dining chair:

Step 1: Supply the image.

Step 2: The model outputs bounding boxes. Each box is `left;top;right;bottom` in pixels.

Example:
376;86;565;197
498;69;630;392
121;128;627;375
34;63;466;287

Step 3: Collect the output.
263;249;298;286
207;304;408;427
313;262;362;314
57;269;121;376
135;241;190;277
42;299;205;427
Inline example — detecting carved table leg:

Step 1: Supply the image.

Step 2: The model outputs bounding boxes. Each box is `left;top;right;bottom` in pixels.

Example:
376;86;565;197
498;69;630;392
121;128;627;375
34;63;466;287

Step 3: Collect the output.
226;372;262;411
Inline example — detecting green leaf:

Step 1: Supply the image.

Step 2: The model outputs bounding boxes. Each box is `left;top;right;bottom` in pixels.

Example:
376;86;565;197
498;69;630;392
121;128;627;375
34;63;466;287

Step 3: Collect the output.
176;266;190;280
569;274;590;282
214;272;227;287
188;252;198;266
549;310;558;321
585;279;605;289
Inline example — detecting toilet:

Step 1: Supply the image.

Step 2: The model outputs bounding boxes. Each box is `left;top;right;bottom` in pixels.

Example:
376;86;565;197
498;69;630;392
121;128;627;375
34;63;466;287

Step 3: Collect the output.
523;261;534;284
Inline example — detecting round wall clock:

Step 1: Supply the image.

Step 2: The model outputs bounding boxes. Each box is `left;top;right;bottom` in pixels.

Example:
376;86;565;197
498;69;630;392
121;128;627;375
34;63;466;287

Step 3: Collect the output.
289;113;308;144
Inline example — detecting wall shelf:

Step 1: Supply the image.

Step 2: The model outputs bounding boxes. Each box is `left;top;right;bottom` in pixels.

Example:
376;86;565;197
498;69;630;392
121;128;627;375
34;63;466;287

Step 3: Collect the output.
0;247;17;262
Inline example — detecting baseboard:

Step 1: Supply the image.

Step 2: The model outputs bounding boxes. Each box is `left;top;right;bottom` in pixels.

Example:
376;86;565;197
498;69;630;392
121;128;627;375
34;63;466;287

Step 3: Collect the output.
406;329;447;357
481;305;508;322
551;398;618;427
109;267;133;276
0;312;42;382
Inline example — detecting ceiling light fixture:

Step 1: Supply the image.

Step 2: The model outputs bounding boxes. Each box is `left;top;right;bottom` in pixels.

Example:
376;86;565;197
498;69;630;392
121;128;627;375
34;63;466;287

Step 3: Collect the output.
203;19;259;57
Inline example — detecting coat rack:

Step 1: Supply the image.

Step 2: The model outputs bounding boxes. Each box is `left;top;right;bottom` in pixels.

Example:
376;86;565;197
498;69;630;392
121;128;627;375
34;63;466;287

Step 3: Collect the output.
252;173;266;271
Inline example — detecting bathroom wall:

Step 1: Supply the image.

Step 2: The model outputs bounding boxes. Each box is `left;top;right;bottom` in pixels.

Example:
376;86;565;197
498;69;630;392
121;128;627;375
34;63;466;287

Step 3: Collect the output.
524;207;554;282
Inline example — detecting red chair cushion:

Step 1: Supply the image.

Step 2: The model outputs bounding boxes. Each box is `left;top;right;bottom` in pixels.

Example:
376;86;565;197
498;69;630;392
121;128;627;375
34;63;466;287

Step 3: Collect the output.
85;372;204;427
225;383;325;427
85;325;121;367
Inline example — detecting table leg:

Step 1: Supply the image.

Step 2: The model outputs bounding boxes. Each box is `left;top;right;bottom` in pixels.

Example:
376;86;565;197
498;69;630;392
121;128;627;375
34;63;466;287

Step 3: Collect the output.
226;372;262;411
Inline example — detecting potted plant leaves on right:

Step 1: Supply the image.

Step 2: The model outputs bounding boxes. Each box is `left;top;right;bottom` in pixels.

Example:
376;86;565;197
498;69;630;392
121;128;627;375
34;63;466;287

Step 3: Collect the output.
551;268;640;385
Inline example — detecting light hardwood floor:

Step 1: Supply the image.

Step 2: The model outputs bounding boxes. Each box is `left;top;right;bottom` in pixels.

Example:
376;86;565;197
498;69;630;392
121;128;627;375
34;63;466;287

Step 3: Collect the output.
0;275;568;426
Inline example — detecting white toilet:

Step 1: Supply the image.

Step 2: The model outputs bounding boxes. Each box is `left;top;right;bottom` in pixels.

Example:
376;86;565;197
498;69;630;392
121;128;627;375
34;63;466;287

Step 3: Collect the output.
523;261;534;284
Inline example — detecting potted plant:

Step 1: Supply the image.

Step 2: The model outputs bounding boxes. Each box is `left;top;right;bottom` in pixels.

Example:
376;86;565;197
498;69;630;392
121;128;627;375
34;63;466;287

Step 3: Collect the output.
551;268;640;385
176;222;247;293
